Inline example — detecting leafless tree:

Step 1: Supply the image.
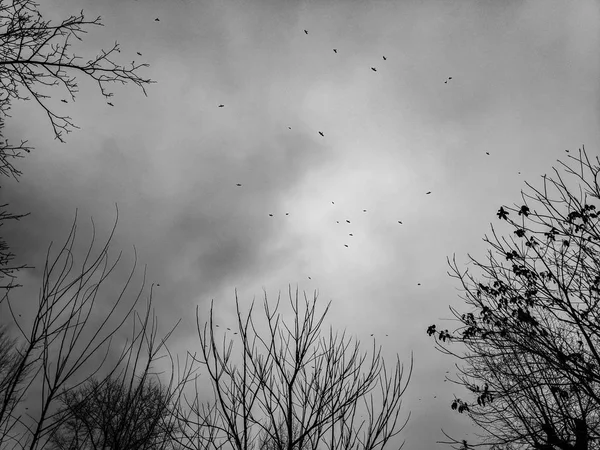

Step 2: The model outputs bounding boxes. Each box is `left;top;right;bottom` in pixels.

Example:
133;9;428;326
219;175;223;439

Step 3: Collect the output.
0;0;153;143
171;287;412;450
0;207;181;450
0;0;153;297
47;333;182;450
427;146;600;450
0;206;31;293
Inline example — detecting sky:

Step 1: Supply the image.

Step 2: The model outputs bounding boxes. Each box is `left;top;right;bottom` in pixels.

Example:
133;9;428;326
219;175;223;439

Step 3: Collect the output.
1;0;600;449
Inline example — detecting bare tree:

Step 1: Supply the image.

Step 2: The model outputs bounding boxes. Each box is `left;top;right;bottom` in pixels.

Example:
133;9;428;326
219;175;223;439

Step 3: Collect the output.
48;342;181;450
427;146;600;450
0;207;181;450
0;0;153;143
0;0;153;298
0;206;31;293
172;287;412;450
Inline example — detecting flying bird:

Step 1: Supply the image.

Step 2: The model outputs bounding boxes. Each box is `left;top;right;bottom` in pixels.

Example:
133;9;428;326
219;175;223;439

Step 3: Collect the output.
346;220;350;223
370;334;374;336
426;191;431;194
216;325;220;327
286;213;289;215
227;328;231;330
336;221;339;223
486;152;490;155
269;214;273;217
333;49;337;53
107;102;114;107
565;149;570;153
288;127;292;129
332;201;335;204
236;183;242;186
344;244;349;247
382;56;387;60
398;221;403;224
349;233;353;236
371;67;377;72
417;283;421;286
363;209;367;212
137;52;142;56
318;131;324;137
304;29;308;34
61;99;67;103
155;18;160;21
308;276;312;280
218;104;225;107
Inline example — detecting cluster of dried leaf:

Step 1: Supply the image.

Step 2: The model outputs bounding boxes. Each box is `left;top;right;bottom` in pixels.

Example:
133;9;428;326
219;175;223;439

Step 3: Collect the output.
429;147;600;450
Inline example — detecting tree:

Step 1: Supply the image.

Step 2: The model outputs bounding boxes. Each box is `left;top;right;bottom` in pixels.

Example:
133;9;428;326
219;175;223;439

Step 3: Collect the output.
48;373;179;450
0;208;181;450
0;0;154;294
427;146;600;450
172;287;413;450
0;0;153;143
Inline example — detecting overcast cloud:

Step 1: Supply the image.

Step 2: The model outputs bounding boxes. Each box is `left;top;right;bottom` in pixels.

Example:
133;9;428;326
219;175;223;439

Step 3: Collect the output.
1;0;599;449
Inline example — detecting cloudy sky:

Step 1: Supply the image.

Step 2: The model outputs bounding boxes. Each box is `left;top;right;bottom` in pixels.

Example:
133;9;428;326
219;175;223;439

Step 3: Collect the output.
1;0;600;448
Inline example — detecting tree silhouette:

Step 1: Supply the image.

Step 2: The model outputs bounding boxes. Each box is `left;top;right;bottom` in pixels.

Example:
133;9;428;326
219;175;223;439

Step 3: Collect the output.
0;0;153;298
428;146;600;450
48;373;180;450
0;208;181;450
0;0;153;143
171;287;413;450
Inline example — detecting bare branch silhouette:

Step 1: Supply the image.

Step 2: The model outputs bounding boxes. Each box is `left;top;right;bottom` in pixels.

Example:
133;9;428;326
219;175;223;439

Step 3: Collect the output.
173;287;412;450
0;207;182;450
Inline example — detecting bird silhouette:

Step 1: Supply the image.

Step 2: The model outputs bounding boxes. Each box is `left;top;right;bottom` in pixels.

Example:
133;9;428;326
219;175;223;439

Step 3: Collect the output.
417;283;421;286
333;49;337;53
288;126;292;129
61;99;67;103
227;328;231;330
444;81;448;84
382;56;387;60
107;102;114;107
448;77;452;80
370;334;374;336
286;213;289;215
155;18;160;21
318;131;324;137
308;276;312;280
398;221;403;224
332;201;335;204
269;214;273;217
565;149;570;153
486;152;490;155
216;325;220;327
344;244;349;247
218;104;225;107
137;52;142;56
304;30;308;34
426;191;431;194
236;183;242;186
349;233;353;236
363;209;367;212
371;67;377;72
336;221;340;223
346;220;350;223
